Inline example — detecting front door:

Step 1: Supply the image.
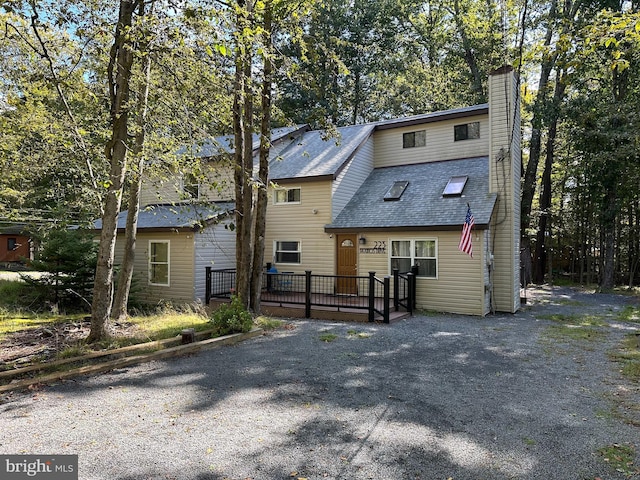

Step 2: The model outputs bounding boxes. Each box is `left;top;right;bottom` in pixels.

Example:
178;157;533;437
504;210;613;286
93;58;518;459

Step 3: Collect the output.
336;234;358;295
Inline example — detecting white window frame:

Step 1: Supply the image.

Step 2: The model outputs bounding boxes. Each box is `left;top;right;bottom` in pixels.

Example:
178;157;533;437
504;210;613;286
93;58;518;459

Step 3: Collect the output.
149;240;170;286
273;187;301;205
389;238;438;279
274;240;301;265
182;173;201;200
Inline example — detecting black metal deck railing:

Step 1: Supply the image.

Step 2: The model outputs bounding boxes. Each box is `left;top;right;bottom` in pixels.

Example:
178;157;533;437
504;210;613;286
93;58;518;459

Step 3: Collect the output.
205;267;416;324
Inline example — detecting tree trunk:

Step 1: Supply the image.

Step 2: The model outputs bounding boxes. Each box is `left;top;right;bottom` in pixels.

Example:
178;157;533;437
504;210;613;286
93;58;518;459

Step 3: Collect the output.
532;71;565;284
88;0;137;343
250;0;273;313
112;0;153;322
233;0;254;307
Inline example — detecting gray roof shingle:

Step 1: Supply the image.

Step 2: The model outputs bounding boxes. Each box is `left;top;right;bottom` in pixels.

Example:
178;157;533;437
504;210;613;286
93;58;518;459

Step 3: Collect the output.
270;124;375;181
326;157;497;231
93;202;234;231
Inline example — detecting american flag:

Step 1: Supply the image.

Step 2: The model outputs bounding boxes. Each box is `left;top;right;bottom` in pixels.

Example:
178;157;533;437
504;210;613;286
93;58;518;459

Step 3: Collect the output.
458;205;475;258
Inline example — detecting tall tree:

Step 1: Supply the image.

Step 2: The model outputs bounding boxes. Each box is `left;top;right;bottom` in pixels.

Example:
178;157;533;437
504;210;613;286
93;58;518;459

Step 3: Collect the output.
88;0;138;342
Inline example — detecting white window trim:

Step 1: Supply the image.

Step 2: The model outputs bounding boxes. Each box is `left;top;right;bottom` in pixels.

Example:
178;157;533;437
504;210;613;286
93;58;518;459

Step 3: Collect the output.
273;186;301;205
181;175;201;200
389;238;438;279
273;239;302;265
149;240;171;286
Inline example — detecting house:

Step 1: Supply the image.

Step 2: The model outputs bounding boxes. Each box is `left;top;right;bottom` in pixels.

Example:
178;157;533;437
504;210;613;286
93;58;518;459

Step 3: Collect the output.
0;224;31;267
103;66;520;315
95;126;308;305
264;66;520;315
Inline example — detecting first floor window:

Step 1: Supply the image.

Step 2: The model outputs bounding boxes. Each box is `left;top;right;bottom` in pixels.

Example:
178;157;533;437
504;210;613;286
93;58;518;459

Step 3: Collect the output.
275;240;301;264
390;239;437;278
149;240;170;285
7;238;17;251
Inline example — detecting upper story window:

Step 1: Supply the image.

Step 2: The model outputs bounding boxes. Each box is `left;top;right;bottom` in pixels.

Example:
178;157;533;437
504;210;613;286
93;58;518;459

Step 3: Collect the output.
454;122;480;141
274;187;301;204
402;130;426;148
182;173;201;200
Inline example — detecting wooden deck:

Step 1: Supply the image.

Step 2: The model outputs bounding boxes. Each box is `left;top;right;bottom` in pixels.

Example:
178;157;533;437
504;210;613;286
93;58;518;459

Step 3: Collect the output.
210;291;411;323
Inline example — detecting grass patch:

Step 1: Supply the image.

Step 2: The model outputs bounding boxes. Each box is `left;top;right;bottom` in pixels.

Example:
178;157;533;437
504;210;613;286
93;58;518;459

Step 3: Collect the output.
597;443;640;477
537;313;606;327
542;324;605;343
618;305;640;323
347;329;371;339
254;316;284;330
609;334;640;381
129;311;210;341
319;333;338;342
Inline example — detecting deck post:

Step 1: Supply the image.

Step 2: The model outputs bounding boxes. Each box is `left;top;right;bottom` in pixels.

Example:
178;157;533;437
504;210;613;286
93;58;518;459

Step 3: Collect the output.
407;273;414;314
411;265;419;311
368;272;376;322
383;276;390;323
305;271;312;318
205;267;212;304
392;268;399;311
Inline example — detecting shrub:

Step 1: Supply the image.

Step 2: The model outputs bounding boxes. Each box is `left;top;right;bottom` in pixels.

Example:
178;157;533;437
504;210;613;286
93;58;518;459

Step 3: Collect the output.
27;229;97;311
209;296;253;336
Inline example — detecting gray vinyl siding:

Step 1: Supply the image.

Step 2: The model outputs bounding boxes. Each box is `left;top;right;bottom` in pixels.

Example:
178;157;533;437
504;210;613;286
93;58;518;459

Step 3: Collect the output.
332;136;374;220
373;116;489;168
194;220;236;303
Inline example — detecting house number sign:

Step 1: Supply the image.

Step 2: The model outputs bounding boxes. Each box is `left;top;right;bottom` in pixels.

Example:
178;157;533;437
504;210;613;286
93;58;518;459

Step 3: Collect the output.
360;241;386;254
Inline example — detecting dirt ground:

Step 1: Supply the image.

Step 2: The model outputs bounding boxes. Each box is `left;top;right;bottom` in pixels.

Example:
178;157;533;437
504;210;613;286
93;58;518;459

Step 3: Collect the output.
0;319;140;366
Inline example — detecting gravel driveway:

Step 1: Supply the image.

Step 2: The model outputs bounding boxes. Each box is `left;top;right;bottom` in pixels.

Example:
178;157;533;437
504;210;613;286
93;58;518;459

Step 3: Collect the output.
1;286;639;480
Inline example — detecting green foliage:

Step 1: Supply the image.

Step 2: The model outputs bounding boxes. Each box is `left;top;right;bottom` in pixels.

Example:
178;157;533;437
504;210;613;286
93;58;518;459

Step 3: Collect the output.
209;296;253;336
27;229;98;310
597;443;640;477
0;279;43;311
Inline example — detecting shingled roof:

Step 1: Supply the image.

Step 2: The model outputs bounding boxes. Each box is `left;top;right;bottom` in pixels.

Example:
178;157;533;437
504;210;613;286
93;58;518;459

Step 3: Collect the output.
326;157;497;231
270;124;375;181
93;202;234;232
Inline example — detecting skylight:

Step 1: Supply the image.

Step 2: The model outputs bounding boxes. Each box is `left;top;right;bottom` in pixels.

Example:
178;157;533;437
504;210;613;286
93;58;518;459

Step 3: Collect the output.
384;181;409;201
443;176;468;196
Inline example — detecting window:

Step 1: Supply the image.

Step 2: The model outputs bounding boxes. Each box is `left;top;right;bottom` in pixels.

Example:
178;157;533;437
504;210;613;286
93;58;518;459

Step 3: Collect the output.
275;241;301;264
149;241;170;286
454;122;480;141
274;187;301;204
443;176;468;196
384;180;409;201
402;130;426;148
7;238;17;251
390;239;437;278
182;173;200;200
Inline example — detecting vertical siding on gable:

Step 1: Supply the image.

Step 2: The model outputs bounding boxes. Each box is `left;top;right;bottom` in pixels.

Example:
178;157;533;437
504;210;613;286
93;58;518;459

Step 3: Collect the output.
264;180;335;274
357;230;486;316
114;231;196;305
332;136;374;220
373;117;489;168
194;220;236;302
